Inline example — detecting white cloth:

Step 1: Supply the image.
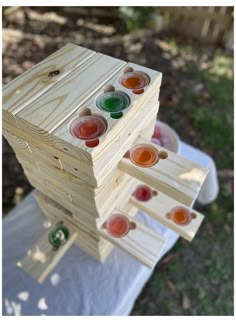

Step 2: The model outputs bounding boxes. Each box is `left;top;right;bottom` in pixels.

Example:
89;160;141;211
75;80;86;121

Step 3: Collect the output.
2;142;218;316
2;193;179;316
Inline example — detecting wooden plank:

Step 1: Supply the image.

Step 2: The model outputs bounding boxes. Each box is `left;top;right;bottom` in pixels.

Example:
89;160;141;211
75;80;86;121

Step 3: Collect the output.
99;209;166;269
16;52;126;134
34;190;101;239
119;136;209;207
3;43;95;116
17;221;78;283
17;154;130;220
3;125;94;177
130;183;204;241
19;153;132;217
2;129;32;153
20;154;136;224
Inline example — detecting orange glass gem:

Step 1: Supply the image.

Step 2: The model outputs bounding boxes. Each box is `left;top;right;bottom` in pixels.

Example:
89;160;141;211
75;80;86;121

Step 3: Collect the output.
169;206;191;226
129;144;159;167
119;71;150;94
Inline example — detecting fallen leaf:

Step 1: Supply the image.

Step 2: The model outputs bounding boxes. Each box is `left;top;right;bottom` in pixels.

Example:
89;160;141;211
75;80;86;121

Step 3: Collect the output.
182;293;191;310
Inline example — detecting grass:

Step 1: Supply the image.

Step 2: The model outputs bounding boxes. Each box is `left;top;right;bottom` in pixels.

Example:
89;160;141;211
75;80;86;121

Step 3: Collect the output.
132;39;234;316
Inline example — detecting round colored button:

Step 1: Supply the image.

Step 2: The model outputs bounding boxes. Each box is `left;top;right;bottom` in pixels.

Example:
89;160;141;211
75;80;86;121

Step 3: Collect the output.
119;71;150;94
169;207;191;226
132;185;153;202
48;225;70;249
129;144;159;167
96;91;130;118
105;214;131;238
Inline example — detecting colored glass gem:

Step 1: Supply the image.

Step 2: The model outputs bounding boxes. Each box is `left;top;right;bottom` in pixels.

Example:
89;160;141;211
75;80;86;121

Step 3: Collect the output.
119;71;150;94
129;144;159;167
96;91;130;119
69;115;107;147
169;206;192;226
133;185;153;201
105;214;135;238
48;225;70;249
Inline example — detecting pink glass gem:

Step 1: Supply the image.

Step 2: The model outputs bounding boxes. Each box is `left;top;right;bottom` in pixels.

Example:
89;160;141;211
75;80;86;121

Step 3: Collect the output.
105;214;135;238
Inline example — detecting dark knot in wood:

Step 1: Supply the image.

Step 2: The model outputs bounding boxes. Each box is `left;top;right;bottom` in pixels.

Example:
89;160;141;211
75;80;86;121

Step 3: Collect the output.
48;70;60;77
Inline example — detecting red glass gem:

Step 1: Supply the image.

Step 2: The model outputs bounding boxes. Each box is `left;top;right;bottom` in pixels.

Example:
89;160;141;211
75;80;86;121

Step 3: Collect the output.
69;115;107;148
133;185;153;202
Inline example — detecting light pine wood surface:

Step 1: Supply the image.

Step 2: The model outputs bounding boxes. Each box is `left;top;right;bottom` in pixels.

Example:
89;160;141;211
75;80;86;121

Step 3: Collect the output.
130;182;204;241
3;44;95;115
99;209;166;269
119;136;209;206
17;221;78;283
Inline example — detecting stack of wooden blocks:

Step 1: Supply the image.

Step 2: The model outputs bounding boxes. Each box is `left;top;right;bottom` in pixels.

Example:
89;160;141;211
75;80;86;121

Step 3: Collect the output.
3;44;208;283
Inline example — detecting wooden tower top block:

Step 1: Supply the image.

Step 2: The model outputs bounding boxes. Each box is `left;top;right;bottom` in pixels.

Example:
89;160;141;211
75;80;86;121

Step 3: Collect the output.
3;44;162;178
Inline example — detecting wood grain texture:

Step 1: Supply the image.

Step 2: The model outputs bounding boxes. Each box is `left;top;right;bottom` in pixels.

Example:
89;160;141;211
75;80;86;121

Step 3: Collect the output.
99;209;166;269
34;191;110;251
130;183;204;241
3;125;94;175
119;136;209;206
17;151;135;223
3;43;95;115
17;221;78;283
16;52;126;133
34;190;101;238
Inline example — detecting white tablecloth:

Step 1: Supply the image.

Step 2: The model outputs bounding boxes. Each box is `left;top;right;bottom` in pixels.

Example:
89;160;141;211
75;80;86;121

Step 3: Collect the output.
2;142;218;316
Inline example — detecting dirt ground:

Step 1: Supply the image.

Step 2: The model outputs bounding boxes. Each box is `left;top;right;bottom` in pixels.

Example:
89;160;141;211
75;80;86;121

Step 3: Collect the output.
2;7;234;316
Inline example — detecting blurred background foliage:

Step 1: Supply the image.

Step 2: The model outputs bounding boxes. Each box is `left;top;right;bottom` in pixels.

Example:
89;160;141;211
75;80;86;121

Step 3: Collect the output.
119;7;155;31
2;6;234;316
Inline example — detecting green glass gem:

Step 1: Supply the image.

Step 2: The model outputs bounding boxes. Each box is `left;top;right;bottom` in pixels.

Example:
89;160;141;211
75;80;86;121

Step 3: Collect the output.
48;225;70;249
96;91;130;118
110;112;123;119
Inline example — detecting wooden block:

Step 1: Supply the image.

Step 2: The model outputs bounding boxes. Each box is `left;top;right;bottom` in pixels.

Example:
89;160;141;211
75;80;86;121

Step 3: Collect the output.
2;128;32;153
34;190;101;239
12;142;138;220
3;44;95;118
15;52;126;148
3;92;159;188
119;136;209;207
73;238;113;262
17;221;78;283
3;125;93;178
130;183;204;241
98;209;166;269
21;157;134;219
